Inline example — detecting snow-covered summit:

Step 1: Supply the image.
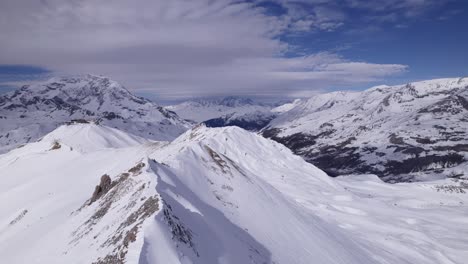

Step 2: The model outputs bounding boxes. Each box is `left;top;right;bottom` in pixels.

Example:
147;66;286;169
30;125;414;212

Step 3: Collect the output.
2;74;170;118
40;123;149;153
21;74;135;100
0;75;190;153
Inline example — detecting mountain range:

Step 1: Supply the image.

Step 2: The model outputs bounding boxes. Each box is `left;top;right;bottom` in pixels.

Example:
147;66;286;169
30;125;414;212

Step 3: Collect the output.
2;75;467;181
263;77;468;182
1;75;468;263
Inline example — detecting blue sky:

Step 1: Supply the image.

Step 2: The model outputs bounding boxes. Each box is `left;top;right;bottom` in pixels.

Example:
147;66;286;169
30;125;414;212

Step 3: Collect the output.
273;0;468;86
0;0;466;101
0;65;51;93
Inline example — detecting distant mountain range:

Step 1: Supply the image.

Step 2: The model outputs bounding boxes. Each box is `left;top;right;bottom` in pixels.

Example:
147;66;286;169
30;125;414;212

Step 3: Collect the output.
166;96;279;124
167;96;292;131
262;77;468;182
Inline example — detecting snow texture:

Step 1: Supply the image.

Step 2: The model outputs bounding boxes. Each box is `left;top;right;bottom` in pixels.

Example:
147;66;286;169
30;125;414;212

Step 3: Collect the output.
1;123;467;263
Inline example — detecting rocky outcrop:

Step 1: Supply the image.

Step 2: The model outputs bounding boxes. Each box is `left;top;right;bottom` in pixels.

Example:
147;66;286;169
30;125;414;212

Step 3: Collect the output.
89;174;113;205
71;161;160;264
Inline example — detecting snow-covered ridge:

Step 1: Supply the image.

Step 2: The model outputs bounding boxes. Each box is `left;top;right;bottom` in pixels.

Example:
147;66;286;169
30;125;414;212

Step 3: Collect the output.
40;123;150;153
263;77;468;181
0;75;190;153
1;123;467;263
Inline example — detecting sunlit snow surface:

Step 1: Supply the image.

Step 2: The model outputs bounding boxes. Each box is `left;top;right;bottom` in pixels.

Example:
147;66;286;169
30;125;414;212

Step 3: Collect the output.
0;124;467;263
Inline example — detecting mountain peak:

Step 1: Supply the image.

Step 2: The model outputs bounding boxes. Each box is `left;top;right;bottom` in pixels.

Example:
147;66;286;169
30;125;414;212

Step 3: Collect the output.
18;74;139;102
0;75;190;153
0;75;146;114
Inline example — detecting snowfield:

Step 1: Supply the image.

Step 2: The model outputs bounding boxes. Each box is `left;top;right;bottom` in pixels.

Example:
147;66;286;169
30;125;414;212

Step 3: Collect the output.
1;123;467;263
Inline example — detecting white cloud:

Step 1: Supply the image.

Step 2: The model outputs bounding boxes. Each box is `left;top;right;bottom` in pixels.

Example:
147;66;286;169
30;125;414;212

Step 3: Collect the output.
0;0;408;100
344;0;445;18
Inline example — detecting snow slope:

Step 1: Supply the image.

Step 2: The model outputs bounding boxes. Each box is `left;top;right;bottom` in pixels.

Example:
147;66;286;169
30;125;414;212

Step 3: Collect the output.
1;123;467;263
146;125;372;264
41;123;149;153
0;74;190;154
263;77;468;181
0;125;159;263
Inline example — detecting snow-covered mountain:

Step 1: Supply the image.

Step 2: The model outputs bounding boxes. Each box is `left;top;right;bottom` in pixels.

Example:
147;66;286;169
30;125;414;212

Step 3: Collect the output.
167;96;276;124
263;77;468;182
0;75;190;153
1;123;467;263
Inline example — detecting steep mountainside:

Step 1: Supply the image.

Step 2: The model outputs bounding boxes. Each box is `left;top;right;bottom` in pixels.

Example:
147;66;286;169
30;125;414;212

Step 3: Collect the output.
167;96;276;124
0;75;190;153
1;123;467;263
263;77;468;182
